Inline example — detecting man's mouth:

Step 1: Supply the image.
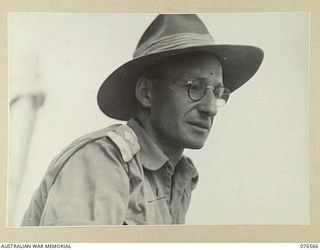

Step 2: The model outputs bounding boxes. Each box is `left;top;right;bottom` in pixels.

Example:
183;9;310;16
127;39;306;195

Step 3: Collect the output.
188;121;211;130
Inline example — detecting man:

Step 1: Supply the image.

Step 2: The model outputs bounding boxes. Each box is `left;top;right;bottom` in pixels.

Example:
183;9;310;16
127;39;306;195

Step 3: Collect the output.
21;14;263;226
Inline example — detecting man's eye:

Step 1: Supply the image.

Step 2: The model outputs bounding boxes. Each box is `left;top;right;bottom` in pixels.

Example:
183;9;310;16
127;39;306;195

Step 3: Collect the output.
190;81;205;90
190;84;201;90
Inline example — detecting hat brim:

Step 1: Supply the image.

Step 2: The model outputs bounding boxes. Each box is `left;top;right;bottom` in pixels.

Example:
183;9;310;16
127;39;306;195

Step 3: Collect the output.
98;45;264;121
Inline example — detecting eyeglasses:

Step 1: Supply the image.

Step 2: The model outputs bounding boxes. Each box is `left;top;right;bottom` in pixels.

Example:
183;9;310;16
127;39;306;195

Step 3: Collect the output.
187;79;230;107
152;78;230;107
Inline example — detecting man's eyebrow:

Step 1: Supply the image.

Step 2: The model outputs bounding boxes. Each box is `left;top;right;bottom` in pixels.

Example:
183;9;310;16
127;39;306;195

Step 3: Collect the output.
186;74;220;80
188;76;224;86
214;82;224;87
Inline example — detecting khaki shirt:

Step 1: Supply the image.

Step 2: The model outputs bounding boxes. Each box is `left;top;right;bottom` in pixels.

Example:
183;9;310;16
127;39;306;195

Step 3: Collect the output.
22;118;198;226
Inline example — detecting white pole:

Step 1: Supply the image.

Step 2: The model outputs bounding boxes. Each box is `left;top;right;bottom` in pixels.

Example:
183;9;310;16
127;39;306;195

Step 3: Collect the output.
8;92;45;226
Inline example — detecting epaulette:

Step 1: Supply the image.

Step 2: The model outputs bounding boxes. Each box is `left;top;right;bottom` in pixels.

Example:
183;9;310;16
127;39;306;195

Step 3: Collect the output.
105;124;141;162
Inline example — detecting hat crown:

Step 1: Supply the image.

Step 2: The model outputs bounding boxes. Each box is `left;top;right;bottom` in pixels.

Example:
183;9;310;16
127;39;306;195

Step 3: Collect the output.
98;14;264;120
134;14;212;58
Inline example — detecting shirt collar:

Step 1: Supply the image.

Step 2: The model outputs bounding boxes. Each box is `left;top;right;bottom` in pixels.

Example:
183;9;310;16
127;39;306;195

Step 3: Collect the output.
127;118;198;179
175;156;198;179
127;118;169;171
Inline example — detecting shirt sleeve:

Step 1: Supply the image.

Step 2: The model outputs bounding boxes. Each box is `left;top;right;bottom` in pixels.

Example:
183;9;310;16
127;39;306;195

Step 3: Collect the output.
39;138;130;226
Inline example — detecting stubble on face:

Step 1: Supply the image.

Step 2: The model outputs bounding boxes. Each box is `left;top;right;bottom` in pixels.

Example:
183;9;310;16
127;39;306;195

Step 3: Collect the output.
145;52;222;152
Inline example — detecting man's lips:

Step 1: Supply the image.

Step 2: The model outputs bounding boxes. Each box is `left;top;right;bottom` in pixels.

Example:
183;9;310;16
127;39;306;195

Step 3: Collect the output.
187;121;211;130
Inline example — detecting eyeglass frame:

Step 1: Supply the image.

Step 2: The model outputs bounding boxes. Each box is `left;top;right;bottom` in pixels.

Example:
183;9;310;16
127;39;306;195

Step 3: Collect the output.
149;77;231;107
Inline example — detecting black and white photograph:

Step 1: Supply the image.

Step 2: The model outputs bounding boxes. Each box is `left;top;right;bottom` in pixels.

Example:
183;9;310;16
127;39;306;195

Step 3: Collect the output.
8;12;309;227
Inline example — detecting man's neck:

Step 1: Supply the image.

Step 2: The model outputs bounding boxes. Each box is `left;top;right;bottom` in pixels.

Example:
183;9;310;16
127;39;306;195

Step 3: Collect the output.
135;115;183;166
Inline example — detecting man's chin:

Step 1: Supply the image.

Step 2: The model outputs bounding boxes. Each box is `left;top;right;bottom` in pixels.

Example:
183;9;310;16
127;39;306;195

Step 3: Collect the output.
186;140;207;149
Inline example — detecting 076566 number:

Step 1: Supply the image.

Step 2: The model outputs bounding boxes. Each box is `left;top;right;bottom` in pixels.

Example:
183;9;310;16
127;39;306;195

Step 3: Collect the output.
300;244;319;248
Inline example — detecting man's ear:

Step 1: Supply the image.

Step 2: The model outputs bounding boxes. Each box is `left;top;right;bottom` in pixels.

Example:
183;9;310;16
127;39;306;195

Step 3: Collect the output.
135;77;152;108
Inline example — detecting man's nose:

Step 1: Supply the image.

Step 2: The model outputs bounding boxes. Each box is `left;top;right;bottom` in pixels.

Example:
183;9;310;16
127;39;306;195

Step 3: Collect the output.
198;87;218;117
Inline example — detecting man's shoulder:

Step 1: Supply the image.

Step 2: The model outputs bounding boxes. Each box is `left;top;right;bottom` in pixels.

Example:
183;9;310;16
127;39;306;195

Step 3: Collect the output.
103;124;141;162
38;124;142;193
53;123;141;167
23;124;140;226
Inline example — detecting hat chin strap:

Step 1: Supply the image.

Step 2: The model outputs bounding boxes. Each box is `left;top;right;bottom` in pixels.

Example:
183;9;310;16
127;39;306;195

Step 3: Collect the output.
134;33;215;58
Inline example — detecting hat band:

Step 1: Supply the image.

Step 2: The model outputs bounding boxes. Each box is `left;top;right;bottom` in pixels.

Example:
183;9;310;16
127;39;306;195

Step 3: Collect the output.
134;33;215;58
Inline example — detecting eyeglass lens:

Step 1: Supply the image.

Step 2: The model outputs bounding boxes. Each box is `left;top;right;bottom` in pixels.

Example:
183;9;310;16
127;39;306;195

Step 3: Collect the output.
188;80;230;106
